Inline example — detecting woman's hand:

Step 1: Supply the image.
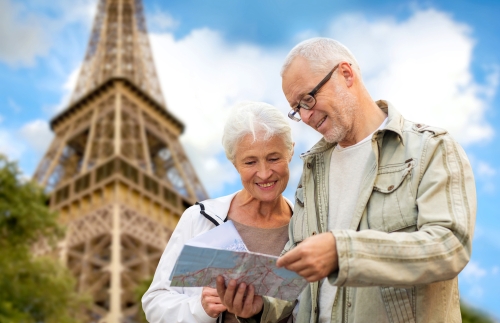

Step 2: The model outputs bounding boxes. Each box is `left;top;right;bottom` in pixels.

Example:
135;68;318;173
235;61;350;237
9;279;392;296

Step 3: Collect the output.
216;276;263;318
201;287;227;318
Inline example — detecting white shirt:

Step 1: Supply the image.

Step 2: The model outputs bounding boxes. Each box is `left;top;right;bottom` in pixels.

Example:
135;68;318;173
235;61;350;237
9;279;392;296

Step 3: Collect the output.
319;118;388;323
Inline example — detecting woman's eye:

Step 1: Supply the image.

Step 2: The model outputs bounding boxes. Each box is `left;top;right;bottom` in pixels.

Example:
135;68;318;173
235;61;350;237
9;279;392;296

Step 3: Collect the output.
245;161;256;165
269;158;279;162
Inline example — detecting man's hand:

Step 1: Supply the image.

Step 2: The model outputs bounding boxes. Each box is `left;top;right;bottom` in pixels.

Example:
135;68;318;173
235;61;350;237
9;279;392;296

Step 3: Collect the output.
276;232;338;282
216;276;263;318
201;287;227;318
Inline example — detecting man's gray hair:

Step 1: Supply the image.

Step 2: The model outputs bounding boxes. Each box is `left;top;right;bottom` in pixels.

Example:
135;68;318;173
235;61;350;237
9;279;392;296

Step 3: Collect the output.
222;101;293;163
281;37;361;77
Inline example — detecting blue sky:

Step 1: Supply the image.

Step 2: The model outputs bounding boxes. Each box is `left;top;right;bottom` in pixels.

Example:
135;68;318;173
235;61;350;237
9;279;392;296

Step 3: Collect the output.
0;0;499;319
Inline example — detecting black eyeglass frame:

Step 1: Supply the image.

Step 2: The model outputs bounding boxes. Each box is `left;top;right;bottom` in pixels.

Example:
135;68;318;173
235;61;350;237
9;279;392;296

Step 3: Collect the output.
288;62;352;121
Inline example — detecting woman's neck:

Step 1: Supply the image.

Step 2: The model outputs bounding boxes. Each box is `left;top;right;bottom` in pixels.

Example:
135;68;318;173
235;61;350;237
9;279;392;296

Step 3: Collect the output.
227;190;291;228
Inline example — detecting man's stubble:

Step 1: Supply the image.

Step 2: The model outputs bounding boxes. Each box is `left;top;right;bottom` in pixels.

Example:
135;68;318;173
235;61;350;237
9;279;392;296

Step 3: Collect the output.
322;86;357;144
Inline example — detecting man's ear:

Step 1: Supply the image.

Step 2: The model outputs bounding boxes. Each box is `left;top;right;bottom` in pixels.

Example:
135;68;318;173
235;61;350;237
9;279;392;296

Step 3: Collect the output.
341;62;354;88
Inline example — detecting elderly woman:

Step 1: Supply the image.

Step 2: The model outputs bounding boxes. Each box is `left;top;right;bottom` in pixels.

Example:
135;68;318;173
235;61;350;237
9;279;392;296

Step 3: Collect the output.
142;101;294;323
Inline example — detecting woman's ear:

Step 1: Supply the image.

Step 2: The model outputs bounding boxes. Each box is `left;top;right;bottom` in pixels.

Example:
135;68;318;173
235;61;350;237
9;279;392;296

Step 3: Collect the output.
289;142;295;162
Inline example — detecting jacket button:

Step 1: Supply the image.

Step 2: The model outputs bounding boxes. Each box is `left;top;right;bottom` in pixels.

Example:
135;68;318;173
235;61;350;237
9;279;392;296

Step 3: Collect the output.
387;185;394;191
307;163;312;169
347;302;352;307
312;231;317;235
298;184;303;188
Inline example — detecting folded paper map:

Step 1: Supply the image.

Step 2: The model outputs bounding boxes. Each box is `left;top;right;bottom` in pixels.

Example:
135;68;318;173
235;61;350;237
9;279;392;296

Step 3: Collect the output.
169;221;307;301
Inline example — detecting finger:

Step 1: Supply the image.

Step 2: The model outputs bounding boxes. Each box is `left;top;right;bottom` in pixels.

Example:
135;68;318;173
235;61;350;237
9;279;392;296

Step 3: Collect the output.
202;286;219;298
215;276;227;299
232;283;247;313
243;284;255;314
223;279;238;308
203;296;224;304
204;287;220;297
276;247;302;268
209;303;227;312
283;258;311;273
296;267;325;282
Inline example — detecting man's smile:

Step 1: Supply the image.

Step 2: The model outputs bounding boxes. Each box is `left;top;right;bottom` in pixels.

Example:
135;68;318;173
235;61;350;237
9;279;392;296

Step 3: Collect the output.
316;116;327;129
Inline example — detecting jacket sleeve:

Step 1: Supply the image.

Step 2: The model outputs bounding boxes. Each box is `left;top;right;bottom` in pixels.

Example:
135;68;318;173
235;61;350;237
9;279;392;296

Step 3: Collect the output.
237;296;296;323
329;133;477;287
141;206;216;323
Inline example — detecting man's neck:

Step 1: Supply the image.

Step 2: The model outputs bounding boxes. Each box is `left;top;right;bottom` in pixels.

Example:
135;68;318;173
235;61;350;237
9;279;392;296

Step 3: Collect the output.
338;97;387;147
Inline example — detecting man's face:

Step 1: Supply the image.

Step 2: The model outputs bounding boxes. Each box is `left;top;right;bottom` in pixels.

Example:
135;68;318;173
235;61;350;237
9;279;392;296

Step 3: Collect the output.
282;57;356;143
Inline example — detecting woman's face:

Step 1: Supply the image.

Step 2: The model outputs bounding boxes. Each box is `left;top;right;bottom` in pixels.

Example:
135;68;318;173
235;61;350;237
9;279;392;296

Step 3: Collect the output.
233;133;292;203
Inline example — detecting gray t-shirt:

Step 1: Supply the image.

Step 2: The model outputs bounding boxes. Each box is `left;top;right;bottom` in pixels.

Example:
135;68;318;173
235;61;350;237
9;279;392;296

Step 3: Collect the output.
224;220;290;323
319;118;387;322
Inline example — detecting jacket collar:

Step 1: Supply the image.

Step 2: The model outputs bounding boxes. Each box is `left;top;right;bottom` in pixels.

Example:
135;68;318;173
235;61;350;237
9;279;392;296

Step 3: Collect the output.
301;100;404;158
201;191;294;224
376;100;405;145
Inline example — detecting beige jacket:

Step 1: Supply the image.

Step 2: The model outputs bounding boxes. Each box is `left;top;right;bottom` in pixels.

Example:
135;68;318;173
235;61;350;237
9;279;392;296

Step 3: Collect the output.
256;101;476;323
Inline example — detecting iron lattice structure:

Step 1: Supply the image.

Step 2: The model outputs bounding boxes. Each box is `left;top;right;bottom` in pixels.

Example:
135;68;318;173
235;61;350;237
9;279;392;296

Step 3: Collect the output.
33;1;208;322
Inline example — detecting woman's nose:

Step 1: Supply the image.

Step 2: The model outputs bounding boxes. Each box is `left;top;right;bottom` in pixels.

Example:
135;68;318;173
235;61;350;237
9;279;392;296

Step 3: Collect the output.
257;164;272;179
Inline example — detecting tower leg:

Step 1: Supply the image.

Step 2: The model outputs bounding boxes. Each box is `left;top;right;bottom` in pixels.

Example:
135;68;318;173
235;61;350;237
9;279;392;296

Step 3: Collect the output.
107;202;122;322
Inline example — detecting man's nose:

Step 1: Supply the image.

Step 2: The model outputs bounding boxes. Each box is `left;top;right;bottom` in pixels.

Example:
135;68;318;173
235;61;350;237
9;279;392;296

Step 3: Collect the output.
300;108;314;124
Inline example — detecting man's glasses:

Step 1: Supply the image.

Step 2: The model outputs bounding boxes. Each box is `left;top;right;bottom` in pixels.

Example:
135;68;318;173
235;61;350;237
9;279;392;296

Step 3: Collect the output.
288;63;350;122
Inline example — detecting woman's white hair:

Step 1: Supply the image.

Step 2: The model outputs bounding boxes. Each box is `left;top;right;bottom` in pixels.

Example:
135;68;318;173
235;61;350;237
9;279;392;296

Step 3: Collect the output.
222;101;293;163
281;37;362;78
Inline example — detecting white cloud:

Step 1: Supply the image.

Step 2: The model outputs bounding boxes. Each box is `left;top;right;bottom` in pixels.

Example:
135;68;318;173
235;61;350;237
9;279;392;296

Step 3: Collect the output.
0;129;25;160
149;29;319;195
462;261;487;281
148;8;496;196
19;120;53;154
0;0;96;67
147;8;498;196
326;9;497;146
467;156;497;193
44;65;81;114
148;9;180;32
477;161;497;177
0;0;49;66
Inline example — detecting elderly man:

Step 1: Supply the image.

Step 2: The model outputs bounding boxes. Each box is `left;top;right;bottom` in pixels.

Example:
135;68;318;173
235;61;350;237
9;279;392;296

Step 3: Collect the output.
217;37;476;323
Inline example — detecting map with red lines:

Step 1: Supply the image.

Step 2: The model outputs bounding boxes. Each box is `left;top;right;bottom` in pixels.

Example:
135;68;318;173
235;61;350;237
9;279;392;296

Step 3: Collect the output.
170;245;307;301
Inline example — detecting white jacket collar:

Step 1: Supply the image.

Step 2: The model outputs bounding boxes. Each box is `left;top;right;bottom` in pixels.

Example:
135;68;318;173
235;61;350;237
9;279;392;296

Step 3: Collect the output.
200;191;294;224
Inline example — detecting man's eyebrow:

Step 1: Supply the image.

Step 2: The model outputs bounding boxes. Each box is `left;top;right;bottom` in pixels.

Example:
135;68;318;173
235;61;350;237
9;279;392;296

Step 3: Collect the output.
289;91;307;107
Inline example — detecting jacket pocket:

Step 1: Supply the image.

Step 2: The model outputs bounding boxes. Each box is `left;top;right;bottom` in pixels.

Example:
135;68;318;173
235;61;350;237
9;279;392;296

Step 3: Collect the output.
380;286;416;323
367;160;417;232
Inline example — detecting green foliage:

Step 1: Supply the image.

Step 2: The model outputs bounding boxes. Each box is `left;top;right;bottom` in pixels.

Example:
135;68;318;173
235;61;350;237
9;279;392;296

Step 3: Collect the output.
461;302;496;323
0;156;62;248
134;276;153;323
0;155;89;323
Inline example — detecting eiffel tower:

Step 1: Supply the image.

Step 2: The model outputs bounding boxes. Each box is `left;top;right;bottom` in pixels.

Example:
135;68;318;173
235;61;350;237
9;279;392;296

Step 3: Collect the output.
33;0;208;321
